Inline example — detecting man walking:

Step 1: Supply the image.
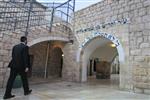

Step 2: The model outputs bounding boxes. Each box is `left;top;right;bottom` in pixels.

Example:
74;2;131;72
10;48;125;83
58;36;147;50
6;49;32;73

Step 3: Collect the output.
3;36;32;99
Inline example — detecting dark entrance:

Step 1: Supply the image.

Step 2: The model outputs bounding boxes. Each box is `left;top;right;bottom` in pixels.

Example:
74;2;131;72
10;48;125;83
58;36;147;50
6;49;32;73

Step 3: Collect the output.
48;47;63;78
29;41;64;84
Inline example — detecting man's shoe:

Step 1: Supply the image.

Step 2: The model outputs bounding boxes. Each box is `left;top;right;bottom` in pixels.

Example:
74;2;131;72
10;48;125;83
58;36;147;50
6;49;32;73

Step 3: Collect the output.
3;94;15;99
24;90;32;95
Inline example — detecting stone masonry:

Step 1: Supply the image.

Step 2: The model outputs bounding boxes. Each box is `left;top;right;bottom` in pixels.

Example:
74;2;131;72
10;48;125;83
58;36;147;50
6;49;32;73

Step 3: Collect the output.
0;0;78;88
0;0;150;95
75;0;150;94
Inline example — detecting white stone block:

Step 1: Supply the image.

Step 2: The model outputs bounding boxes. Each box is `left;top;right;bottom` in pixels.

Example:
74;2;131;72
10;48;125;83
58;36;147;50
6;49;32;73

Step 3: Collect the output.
135;17;142;23
143;0;150;7
144;22;150;30
140;43;149;48
134;56;145;62
137;37;143;45
0;33;3;38
130;4;136;10
136;3;143;8
142;15;150;23
130;49;141;56
139;8;146;16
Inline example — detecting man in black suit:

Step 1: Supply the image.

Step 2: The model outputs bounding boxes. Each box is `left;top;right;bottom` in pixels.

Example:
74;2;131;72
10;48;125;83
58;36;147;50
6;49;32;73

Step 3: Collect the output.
3;36;32;99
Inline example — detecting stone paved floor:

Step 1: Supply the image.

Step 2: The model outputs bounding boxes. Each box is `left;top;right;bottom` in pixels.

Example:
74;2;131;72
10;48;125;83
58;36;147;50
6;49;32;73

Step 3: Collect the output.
0;75;150;100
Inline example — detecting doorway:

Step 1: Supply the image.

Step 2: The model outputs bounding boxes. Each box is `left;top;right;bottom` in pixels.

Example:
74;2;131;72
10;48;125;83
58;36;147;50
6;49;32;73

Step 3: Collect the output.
29;41;64;84
48;47;63;78
79;35;125;88
87;41;120;87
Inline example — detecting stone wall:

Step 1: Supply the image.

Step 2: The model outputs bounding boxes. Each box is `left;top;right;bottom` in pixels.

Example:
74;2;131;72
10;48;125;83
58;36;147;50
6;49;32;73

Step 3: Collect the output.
1;0;149;94
29;40;80;81
0;0;76;87
29;41;63;78
74;0;150;94
62;37;80;82
0;25;79;87
29;42;47;78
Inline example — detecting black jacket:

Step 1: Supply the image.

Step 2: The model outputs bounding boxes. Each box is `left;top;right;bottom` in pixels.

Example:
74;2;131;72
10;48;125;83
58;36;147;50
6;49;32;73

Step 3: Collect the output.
8;43;30;70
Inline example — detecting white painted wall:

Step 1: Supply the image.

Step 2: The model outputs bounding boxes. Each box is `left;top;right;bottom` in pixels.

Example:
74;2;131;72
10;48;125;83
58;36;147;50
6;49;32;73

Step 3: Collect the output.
90;44;118;62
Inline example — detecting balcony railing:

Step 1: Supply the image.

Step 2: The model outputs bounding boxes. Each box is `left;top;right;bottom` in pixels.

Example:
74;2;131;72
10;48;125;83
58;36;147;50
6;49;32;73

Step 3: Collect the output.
0;0;75;36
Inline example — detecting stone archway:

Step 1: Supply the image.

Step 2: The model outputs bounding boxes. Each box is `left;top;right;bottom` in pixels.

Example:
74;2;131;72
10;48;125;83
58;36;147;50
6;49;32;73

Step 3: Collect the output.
77;32;125;82
28;36;69;47
27;36;68;83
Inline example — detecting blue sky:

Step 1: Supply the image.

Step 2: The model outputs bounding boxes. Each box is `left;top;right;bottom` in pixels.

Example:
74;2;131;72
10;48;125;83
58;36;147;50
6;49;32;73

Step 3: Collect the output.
36;0;102;11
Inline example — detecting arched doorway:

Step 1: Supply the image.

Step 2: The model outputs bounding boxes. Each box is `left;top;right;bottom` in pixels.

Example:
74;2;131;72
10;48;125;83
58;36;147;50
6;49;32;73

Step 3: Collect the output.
48;47;63;78
87;40;119;86
78;32;125;87
28;39;66;84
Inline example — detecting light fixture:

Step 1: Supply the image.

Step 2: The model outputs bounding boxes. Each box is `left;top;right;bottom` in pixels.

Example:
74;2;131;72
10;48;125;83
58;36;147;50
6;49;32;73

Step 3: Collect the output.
110;43;116;48
68;40;74;44
62;54;64;57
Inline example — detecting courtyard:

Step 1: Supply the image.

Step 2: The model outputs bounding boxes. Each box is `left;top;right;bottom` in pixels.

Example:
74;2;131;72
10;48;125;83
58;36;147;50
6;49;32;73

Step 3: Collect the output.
0;75;150;100
0;0;150;99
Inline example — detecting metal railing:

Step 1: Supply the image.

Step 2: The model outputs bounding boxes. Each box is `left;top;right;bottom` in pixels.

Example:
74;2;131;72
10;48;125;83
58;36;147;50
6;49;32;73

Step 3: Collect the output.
0;0;75;36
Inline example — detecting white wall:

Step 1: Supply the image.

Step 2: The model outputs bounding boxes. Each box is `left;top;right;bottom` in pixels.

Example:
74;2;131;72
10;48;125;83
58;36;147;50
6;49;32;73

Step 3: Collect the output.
90;44;118;62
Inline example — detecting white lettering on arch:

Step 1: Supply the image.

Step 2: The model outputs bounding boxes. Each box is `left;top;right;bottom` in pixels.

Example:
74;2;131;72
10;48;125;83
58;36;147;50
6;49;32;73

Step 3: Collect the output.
77;32;125;63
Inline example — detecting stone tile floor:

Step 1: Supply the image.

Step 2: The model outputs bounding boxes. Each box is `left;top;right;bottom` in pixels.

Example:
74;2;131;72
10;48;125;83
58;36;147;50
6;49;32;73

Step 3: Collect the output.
0;75;150;100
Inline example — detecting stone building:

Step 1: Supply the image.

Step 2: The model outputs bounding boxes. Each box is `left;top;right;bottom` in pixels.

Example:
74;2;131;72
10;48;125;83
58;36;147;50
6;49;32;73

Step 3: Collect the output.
0;0;150;95
75;0;150;94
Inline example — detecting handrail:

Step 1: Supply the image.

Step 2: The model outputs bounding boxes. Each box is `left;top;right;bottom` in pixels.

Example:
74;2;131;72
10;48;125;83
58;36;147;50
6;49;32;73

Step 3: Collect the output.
0;0;75;36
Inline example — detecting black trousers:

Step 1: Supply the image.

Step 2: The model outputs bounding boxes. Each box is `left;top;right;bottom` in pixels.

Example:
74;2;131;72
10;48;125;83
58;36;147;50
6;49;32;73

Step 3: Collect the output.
4;68;29;96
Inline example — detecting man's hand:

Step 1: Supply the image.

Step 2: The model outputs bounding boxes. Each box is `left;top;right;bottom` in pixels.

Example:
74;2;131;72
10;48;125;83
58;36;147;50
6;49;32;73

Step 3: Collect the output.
25;68;29;72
